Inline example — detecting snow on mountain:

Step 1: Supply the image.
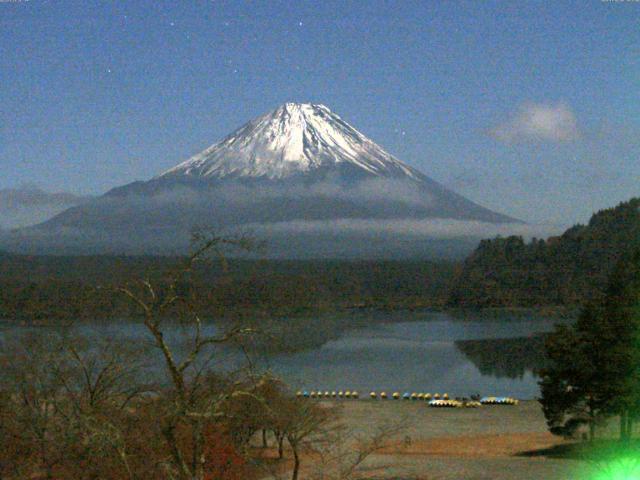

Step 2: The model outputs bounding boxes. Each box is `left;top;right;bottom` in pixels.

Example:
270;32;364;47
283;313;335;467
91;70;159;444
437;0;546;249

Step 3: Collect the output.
159;103;421;182
2;103;520;257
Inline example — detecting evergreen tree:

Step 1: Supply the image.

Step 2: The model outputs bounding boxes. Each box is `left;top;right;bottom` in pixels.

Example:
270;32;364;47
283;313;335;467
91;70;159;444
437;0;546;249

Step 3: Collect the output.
539;249;640;441
600;249;640;440
449;198;640;307
539;306;608;440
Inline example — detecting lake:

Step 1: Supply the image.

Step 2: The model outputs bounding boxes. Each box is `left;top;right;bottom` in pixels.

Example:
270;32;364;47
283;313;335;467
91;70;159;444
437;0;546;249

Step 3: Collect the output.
0;311;567;400
256;311;563;400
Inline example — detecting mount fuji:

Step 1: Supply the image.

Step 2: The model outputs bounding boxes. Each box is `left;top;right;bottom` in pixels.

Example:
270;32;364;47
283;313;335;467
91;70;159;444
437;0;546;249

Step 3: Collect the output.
5;103;518;257
161;103;425;182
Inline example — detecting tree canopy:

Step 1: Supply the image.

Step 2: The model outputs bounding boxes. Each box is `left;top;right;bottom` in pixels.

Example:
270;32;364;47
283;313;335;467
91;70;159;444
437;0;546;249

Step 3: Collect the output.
539;249;640;441
449;198;640;308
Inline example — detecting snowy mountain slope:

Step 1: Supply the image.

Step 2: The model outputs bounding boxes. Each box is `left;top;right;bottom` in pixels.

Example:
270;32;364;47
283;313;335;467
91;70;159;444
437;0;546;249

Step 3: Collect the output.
159;103;421;182
98;102;516;225
4;103;520;257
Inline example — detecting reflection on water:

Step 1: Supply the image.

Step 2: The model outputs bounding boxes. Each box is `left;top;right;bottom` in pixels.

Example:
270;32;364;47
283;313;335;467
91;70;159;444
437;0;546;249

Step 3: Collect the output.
454;335;549;380
255;312;566;400
0;311;568;400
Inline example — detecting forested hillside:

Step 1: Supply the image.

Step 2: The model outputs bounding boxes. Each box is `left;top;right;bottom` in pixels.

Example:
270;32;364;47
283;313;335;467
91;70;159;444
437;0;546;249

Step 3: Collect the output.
448;198;640;307
0;253;455;322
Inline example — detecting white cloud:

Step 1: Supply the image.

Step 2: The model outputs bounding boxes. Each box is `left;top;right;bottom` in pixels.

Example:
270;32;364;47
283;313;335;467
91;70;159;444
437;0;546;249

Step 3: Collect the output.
491;103;579;143
243;218;562;240
116;177;434;208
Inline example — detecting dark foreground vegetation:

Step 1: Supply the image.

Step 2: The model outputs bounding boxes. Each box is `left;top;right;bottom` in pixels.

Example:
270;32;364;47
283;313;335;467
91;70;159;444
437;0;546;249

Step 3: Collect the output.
539;248;640;443
449;198;640;308
0;234;402;480
0;329;366;480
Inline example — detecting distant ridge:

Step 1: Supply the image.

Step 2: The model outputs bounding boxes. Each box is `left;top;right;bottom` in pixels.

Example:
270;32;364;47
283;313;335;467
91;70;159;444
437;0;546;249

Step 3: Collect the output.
448;198;640;307
0;186;89;229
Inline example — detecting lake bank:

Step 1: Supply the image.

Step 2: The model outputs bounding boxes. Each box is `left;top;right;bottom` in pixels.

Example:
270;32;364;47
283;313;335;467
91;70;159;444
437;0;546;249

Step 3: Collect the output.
259;399;590;480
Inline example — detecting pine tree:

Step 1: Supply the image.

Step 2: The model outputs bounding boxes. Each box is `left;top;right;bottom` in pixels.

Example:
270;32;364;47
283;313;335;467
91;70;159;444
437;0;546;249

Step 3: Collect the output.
600;249;640;440
539;249;640;441
539;306;609;440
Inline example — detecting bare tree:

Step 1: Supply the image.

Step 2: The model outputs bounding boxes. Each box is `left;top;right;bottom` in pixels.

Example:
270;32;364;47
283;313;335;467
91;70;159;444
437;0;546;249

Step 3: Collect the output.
117;231;260;480
0;231;269;480
57;336;148;414
0;331;151;480
58;336;150;480
282;400;332;480
260;397;404;480
308;419;407;480
0;333;74;479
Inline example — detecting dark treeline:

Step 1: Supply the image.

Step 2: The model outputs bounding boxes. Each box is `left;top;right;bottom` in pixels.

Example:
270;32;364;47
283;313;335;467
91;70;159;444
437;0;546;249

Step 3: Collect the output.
448;198;640;308
0;252;456;322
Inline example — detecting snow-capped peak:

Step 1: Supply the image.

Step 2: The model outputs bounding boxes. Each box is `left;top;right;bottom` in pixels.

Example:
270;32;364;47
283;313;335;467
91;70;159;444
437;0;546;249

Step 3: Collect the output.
159;103;421;181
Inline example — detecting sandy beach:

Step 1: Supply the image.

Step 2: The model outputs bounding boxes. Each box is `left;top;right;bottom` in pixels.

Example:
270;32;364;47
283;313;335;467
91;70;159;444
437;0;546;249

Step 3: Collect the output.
256;399;594;480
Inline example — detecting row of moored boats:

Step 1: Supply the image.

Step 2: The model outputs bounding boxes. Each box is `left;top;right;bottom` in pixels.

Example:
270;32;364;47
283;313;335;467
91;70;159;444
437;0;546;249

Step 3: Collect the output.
295;390;519;407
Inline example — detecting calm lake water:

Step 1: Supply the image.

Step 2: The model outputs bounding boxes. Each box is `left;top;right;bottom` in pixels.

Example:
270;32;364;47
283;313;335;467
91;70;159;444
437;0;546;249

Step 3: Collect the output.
0;311;566;400
257;311;563;400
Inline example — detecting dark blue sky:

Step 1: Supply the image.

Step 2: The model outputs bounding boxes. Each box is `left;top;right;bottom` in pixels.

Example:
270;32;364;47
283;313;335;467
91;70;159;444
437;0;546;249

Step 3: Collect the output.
1;0;638;224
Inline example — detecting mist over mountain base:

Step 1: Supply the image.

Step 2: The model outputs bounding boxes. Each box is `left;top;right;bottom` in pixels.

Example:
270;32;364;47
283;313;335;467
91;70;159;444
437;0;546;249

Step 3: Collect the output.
0;212;555;260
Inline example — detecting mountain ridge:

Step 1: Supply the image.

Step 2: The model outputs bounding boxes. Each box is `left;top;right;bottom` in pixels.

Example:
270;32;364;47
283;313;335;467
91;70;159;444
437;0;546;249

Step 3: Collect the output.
159;103;422;182
3;103;519;257
98;102;516;226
